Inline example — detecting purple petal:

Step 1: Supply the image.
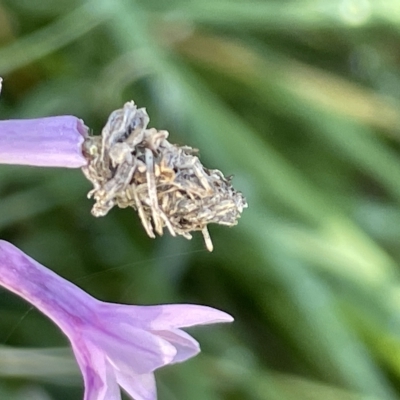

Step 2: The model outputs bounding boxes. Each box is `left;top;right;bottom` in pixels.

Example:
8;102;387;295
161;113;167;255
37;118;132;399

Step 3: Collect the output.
116;372;157;400
107;304;234;330
153;305;234;328
153;329;200;363
91;323;177;374
0;116;88;167
71;341;121;400
131;304;233;330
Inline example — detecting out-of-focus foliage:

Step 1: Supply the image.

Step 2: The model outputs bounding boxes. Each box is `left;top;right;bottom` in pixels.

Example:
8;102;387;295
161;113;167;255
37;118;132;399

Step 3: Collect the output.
1;0;400;399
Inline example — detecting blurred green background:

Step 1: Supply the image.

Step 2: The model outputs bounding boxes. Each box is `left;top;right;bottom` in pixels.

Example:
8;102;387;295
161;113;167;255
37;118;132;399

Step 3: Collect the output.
1;0;400;399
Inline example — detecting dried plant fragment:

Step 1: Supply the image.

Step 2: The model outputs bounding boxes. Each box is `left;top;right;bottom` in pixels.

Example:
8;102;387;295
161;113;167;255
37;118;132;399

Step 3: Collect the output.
82;101;247;251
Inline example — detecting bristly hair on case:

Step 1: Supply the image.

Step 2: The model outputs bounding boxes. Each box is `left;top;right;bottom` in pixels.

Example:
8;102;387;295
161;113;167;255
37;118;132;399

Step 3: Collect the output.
82;101;247;251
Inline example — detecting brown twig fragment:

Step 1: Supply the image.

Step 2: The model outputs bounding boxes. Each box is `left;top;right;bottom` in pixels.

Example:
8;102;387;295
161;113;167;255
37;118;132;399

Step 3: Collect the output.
82;101;247;251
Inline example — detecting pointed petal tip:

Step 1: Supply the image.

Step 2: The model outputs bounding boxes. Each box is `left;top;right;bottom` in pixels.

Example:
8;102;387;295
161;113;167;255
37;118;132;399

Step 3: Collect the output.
155;304;235;328
206;309;234;324
218;311;234;323
191;306;234;324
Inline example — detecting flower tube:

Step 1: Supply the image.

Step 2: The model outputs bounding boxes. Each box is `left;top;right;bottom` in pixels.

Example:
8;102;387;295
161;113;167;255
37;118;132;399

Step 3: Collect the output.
0;77;87;168
0;116;88;168
0;240;233;400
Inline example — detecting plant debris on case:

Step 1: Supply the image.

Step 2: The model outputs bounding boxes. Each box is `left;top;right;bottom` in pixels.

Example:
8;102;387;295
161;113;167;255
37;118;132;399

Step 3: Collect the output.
82;101;247;251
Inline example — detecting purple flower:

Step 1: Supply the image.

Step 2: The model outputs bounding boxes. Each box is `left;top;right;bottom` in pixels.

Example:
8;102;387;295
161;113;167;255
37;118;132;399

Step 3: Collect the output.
0;240;233;400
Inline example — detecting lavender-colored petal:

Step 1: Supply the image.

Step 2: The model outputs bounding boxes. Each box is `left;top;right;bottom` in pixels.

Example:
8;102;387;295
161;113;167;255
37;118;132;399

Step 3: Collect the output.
0;116;88;168
106;304;234;330
91;323;177;375
153;329;200;363
116;372;157;400
150;304;234;328
72;342;121;400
